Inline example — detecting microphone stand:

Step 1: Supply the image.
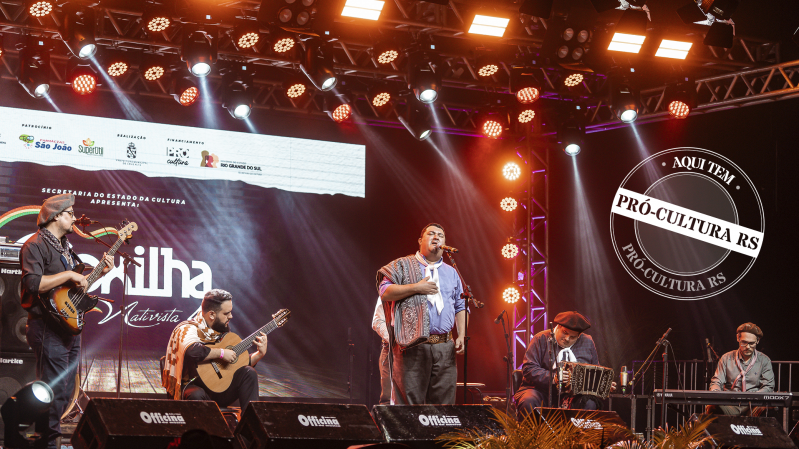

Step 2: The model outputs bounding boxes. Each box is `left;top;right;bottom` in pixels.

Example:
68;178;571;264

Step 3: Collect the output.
497;311;513;415
444;250;483;405
629;328;670;437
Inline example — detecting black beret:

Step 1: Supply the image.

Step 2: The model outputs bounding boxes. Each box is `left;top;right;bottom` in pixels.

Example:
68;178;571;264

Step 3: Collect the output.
553;311;591;333
737;322;763;339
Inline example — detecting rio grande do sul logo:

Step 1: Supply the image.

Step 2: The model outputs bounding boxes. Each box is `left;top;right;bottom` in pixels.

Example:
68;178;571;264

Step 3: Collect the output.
610;147;764;300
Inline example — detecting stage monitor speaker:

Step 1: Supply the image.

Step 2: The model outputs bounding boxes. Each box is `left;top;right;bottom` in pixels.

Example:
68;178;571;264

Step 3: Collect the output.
235;402;384;449
372;404;503;449
71;398;236;449
0;352;37;445
692;414;797;449
534;407;631;446
0;261;31;353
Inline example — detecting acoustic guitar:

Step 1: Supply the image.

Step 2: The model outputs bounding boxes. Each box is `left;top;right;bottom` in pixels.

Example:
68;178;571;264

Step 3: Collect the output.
43;221;137;335
196;308;290;393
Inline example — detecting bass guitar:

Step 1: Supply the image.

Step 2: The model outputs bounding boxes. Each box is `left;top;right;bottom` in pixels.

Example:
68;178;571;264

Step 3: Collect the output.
196;308;290;393
43;221;137;335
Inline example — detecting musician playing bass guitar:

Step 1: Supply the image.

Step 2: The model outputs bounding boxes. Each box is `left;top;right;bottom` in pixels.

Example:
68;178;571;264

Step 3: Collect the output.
163;289;267;412
20;193;113;449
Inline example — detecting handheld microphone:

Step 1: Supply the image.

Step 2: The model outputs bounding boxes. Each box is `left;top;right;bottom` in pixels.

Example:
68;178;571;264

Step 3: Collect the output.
494;310;505;324
75;215;99;226
440;245;459;253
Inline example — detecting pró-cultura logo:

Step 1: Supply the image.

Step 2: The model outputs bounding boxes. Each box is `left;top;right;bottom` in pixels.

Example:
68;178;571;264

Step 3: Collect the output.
610;148;764;300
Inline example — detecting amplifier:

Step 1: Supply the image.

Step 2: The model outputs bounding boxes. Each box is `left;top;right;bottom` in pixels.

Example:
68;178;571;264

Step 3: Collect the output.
235;402;384;449
0;352;37;445
71;399;235;449
372;404;503;449
693;414;797;449
0;238;22;263
535;408;631;446
0;259;30;353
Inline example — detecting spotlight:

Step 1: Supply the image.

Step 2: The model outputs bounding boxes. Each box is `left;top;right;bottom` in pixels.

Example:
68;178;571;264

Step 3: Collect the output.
222;64;255;119
142;2;172;34
503;286;520;303
341;0;386;20
475;54;500;78
517;106;535;124
518;0;553;18
563;72;584;87
478;110;506;139
503;162;521;180
300;40;337;91
141;55;167;81
546;19;591;64
258;0;319;30
500;197;517;211
703;21;734;48
612;81;638;123
699;0;738;20
60;3;97;59
664;79;695;119
68;64;98;95
373;40;400;65
608;10;648;53
398;98;432;141
283;75;309;100
26;0;53;18
655;39;693;59
232;20;261;50
510;66;541;104
172;76;199;106
181;26;218;77
558;104;585;156
502;243;519;259
409;51;441;104
324;95;352;123
468;14;510;37
17;37;51;99
368;83;393;109
1;381;54;448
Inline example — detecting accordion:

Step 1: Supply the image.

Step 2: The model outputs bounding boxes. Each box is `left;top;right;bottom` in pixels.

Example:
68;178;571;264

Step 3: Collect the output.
561;362;614;400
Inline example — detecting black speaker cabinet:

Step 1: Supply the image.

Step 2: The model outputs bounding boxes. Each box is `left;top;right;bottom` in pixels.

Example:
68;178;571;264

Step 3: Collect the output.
235;402;383;449
372;404;503;449
693;414;797;449
0;261;30;353
0;352;37;444
71;398;235;449
534;407;631;446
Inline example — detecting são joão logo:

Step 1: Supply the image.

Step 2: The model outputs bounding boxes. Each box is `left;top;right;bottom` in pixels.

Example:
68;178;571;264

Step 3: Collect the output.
610;147;764;300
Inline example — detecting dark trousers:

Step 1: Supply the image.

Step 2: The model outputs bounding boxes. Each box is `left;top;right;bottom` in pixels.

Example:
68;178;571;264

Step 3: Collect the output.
26;317;81;449
379;344;390;404
515;388;601;417
390;340;456;405
183;365;259;412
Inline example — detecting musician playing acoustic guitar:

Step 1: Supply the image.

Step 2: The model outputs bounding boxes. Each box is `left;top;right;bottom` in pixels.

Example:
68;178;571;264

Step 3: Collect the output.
163;289;267;412
20;193;113;449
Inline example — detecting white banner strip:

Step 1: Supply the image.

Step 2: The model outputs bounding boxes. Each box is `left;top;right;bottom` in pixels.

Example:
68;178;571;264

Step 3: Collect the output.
0;106;365;197
612;187;763;258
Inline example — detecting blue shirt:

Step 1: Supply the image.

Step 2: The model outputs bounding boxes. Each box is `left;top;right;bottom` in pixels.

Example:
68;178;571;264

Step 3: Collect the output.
379;260;465;334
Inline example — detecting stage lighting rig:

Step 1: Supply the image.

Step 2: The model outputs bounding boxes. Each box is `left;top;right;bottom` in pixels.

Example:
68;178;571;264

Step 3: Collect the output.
477;109;507;139
611;79;639;123
103;50;132;77
1;381;54;448
171;76;199;106
517;105;535;124
503;286;520;303
408;50;441;104
26;0;54;18
510;66;541;104
341;0;386;20
503;162;521;180
300;39;337;91
267;26;296;55
324;95;353;123
258;0;325;33
231;19;261;50
141;54;168;81
60;3;97;59
563;71;585;87
704;21;734;48
608;9;648;54
283;74;309;100
221;63;256;119
655;38;693;59
67;60;99;95
500;197;517;212
475;54;501;78
468;13;510;38
372;40;400;65
502;243;519;259
398;98;432;141
181;25;218;77
368;83;394;110
664;78;695;119
557;103;585;156
543;18;591;66
17;37;51;99
142;1;172;35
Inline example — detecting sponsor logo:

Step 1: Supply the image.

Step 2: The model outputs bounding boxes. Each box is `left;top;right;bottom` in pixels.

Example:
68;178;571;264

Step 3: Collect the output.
34;138;71;151
220;162;262;172
1;268;22;275
78;138;104;156
20;134;34;148
166;147;190;166
611;148;764;300
200;150;219;168
127;142;137;159
418;414;462;426
730;424;762;436
763;395;786;400
0;357;24;364
140;411;186;425
297;415;341;427
571;418;602;430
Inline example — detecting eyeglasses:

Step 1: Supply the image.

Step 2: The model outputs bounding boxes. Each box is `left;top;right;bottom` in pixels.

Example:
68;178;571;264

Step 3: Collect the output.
62;210;75;217
739;341;757;347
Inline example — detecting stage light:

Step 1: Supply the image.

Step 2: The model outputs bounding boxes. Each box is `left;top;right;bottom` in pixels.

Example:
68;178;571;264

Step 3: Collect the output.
107;61;128;76
373;41;400;65
503;286;520;303
300;40;337;91
564;72;584;87
664;80;694;119
519;0;553;18
704;21;734;48
478;110;506;139
324;96;352;123
517;107;535;123
558;105;585;156
69;68;97;95
283;75;309;100
342;0;385;20
266;26;296;54
612;82;638;123
17;37;50;99
547;19;591;64
510;67;541;104
27;0;53;18
668;100;689;119
502;243;519;259
476;54;500;78
408;51;441;104
468;14;510;37
699;0;738;20
398;99;432;141
608;10;647;53
182;27;218;77
60;3;97;59
142;2;172;34
368;83;393;109
1;381;54;448
222;64;255;119
503;162;521;180
141;56;167;81
232;20;261;50
655;39;693;59
500;197;517;212
258;0;319;30
172;76;199;106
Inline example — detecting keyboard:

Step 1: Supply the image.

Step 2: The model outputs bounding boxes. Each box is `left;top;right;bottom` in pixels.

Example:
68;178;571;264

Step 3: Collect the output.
653;389;792;407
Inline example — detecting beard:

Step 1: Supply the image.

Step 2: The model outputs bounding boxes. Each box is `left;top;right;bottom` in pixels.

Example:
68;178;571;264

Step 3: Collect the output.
211;319;229;334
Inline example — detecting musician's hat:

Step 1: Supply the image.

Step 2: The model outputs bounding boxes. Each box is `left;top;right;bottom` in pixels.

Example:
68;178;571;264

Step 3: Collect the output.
37;193;75;227
554;311;591;333
736;322;763;339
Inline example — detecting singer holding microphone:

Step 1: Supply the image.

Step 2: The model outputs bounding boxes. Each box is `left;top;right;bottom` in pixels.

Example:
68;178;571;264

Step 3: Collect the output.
376;223;466;405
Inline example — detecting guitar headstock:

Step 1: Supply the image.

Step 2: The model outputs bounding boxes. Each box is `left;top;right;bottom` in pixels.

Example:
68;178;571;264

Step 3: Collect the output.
272;309;291;327
117;221;138;241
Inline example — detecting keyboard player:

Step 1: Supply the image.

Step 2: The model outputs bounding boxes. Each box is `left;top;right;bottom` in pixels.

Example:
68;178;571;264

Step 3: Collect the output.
707;322;775;416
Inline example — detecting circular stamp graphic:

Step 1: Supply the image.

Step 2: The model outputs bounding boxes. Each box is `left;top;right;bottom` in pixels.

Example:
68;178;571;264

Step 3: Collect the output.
610;147;764;300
